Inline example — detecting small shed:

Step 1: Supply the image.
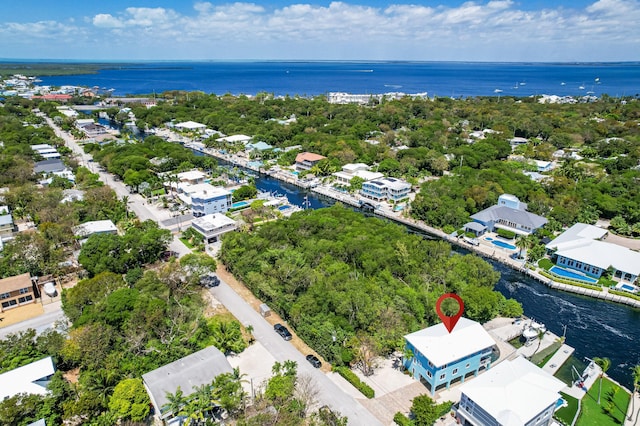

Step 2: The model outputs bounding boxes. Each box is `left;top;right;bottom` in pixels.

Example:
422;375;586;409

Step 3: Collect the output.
259;303;271;317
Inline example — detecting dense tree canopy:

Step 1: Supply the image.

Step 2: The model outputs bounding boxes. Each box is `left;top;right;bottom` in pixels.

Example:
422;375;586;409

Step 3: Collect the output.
220;205;520;365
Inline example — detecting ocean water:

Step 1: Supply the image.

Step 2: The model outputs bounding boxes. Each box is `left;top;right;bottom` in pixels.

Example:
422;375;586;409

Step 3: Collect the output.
38;61;640;98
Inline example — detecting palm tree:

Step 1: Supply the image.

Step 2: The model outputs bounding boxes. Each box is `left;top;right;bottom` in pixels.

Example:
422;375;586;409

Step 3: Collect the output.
629;364;640;421
594;357;611;405
162;386;188;419
515;234;528;259
84;368;119;409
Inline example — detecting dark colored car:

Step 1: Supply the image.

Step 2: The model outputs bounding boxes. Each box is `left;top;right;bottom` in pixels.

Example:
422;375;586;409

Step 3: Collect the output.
306;354;322;368
201;273;220;288
274;323;292;341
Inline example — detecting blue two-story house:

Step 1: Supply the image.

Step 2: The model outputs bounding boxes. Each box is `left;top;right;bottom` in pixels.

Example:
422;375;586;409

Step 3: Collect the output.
403;317;496;395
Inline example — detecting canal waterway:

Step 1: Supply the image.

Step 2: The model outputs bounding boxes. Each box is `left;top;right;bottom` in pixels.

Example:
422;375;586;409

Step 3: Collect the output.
208;154;640;389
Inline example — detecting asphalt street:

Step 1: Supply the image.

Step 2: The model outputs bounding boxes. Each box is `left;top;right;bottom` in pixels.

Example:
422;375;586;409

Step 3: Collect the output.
210;281;383;426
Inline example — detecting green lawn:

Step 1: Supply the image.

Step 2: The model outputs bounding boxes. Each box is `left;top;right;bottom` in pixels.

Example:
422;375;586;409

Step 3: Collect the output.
577;377;631;426
555;392;579;426
179;237;195;248
531;340;563;367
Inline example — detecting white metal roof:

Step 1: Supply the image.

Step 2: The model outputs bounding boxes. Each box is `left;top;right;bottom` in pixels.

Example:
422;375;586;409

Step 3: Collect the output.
216;134;252;143
460;356;566;426
342;163;371;172
0;357;56;400
191;213;236;232
404;317;495;367
175;121;206;129
177;170;206;181
73;219;117;237
547;223;640;275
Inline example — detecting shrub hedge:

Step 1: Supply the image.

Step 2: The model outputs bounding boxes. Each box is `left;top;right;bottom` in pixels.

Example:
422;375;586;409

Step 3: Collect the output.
497;229;516;239
333;366;375;399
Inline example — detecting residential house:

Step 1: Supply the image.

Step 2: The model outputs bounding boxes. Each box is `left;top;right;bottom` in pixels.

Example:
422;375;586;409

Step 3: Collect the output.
33;159;67;175
509;137;529;148
31;94;72;102
216;134;253;145
73;220;118;239
0;357;56;400
295;152;327;172
403;317;496;395
361;177;411;202
190;213;237;243
456;356;565;426
0;273;36;312
175;121;207;133
177;170;207;185
0;211;15;238
545;223;640;284
531;160;555;173
188;185;232;217
245;141;274;152
332;163;383;186
142;346;233;422
31;144;61;160
466;194;547;236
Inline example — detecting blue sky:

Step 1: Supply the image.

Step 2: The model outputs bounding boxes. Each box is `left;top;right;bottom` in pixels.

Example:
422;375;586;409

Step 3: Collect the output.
1;0;639;61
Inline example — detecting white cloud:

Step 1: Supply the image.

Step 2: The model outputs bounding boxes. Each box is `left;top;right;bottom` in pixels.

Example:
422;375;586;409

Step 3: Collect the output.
0;0;639;60
93;14;124;28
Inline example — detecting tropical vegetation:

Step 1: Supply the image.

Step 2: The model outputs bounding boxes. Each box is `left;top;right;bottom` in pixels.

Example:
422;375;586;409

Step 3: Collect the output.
220;205;522;366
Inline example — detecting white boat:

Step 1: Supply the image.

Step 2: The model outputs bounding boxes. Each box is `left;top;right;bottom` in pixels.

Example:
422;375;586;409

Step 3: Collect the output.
522;320;546;342
494;89;503;93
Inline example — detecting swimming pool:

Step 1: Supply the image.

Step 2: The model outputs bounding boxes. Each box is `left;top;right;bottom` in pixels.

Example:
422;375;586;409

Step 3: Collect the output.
247;161;263;168
278;205;291;211
550;266;599;284
617;283;638;292
291;171;299;176
231;201;249;209
491;240;516;250
555;398;567;410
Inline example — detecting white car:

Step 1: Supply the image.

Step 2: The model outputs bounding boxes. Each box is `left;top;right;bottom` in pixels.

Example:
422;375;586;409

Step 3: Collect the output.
43;282;57;297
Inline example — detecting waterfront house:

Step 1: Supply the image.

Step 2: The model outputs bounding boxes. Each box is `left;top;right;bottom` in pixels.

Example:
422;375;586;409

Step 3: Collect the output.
295;152;327;172
175;121;207;134
467;194;547;236
216;134;253;145
190;213;237;243
360;177;411;202
332;163;383;186
0;273;36;313
0;357;56;401
182;184;232;217
545;223;640;285
142;346;233;422
177;170;207;185
403;317;496;395
456;355;566;426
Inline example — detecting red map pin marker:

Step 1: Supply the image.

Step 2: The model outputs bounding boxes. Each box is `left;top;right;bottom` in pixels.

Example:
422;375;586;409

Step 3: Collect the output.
435;293;465;333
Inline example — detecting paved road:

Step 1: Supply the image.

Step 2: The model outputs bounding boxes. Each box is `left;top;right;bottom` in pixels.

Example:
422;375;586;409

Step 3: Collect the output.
42;114;192;258
41;116;380;423
0;303;66;339
210;281;382;426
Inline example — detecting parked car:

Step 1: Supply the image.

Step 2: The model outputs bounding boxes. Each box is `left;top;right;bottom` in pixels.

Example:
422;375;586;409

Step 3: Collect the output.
306;354;322;368
201;273;220;288
274;323;292;341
